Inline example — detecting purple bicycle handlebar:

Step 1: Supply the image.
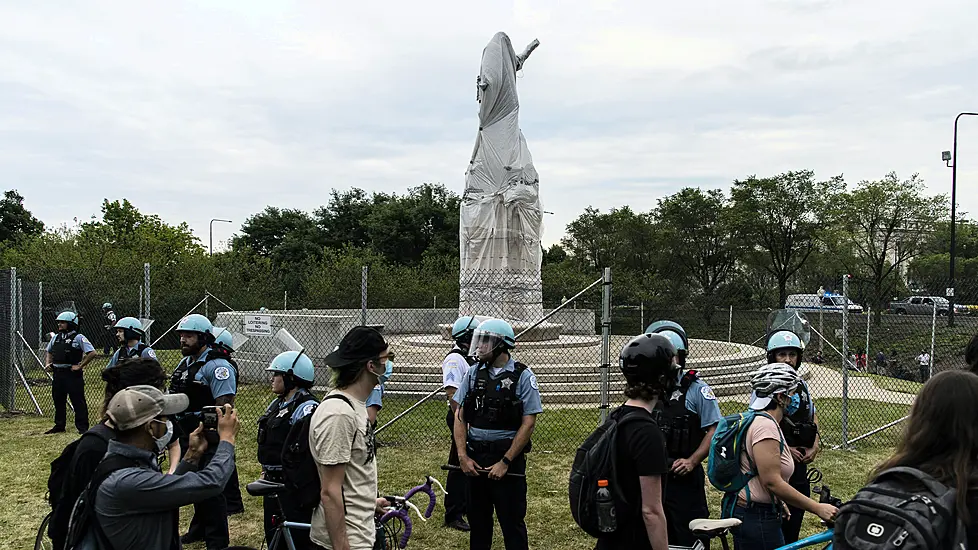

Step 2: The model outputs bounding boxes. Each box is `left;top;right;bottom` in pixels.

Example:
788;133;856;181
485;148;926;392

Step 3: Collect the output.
379;508;412;548
402;481;436;518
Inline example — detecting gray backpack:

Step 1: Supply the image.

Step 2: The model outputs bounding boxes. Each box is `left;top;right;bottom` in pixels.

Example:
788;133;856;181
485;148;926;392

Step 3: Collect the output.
833;466;968;550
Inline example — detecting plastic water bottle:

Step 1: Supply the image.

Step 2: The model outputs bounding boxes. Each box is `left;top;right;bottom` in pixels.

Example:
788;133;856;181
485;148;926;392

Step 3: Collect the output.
596;479;616;533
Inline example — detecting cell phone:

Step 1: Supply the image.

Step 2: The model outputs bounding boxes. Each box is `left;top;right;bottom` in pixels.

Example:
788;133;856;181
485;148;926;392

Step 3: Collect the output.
201;406;219;432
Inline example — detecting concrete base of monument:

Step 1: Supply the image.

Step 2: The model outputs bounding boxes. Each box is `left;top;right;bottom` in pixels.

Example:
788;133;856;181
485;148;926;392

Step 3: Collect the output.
436;321;565;342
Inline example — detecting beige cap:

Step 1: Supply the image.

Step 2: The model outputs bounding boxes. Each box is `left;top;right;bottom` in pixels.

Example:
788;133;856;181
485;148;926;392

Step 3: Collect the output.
106;385;189;431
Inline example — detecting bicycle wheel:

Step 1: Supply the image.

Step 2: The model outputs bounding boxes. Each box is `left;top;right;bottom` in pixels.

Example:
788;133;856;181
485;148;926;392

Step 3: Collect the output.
34;512;53;550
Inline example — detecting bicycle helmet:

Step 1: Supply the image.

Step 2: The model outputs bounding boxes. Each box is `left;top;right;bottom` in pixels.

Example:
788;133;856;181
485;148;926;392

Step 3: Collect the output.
114;317;145;341
619;333;678;390
766;330;804;366
749;363;800;410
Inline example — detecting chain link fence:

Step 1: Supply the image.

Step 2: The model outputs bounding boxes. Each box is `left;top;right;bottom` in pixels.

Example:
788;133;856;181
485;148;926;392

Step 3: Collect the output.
3;265;977;452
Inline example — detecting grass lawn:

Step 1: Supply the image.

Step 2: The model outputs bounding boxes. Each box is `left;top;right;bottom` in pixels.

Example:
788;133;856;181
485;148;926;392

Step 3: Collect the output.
820;363;923;395
2;383;905;550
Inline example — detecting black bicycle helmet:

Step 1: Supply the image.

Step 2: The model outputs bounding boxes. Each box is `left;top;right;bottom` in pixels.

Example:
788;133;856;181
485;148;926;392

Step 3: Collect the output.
620;333;678;388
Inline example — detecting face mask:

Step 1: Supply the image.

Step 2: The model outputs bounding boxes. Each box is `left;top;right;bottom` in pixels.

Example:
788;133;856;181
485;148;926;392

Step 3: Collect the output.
152;419;173;453
376;360;394;385
785;393;801;415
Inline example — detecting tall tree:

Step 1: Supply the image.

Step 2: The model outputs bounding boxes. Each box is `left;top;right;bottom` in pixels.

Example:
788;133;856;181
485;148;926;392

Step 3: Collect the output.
364;183;460;264
0;190;44;243
730;170;843;307
655;187;741;319
561;206;658;274
834;172;947;324
235;206;323;262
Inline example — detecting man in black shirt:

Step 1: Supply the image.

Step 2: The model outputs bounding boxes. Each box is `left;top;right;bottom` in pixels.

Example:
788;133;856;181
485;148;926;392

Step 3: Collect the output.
596;333;675;550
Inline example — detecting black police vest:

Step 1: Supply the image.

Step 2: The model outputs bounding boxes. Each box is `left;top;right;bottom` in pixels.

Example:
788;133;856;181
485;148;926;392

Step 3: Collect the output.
257;390;318;468
121;343;149;360
462;362;527;432
169;352;237;414
652;370;707;459
51;331;83;365
781;382;818;448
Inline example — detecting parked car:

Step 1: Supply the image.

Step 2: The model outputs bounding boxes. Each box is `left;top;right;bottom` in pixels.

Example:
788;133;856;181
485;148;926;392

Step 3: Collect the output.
888;296;949;316
785;293;864;314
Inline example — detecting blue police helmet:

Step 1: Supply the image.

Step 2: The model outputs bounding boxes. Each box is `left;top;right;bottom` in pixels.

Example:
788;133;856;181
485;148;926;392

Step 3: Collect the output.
211;326;234;351
103;303;113;309
267;351;315;383
56;311;78;325
114;317;144;339
767;330;804;353
177;314;213;336
645;320;689;350
472;318;516;349
451;316;481;339
658;329;687;353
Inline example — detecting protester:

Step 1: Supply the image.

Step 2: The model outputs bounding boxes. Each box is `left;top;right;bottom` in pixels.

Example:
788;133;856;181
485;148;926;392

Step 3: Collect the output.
87;388;239;550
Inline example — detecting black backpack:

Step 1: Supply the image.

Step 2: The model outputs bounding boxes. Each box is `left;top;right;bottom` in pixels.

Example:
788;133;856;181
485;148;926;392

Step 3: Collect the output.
65;454;141;550
568;407;655;538
48;424;114;508
834;466;968;550
282;394;354;509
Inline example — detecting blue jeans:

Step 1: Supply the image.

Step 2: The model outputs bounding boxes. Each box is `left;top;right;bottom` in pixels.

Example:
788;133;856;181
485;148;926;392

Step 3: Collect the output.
732;504;784;550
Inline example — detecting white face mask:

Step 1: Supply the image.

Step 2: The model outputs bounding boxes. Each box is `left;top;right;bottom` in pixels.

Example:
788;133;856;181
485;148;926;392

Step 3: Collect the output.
151;419;173;453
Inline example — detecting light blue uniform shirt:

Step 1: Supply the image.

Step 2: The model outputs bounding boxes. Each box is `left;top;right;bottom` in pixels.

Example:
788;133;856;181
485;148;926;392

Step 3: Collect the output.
105;344;158;370
264;388;318;425
677;371;723;428
367;384;384;409
453;358;543;442
175;348;238;399
46;333;95;368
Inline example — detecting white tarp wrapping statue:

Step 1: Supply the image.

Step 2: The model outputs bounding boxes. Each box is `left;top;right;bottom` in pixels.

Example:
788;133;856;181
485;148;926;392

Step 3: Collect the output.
460;32;543;322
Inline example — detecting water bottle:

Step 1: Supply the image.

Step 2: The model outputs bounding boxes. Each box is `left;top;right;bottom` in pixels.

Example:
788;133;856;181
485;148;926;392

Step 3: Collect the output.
596;479;616;533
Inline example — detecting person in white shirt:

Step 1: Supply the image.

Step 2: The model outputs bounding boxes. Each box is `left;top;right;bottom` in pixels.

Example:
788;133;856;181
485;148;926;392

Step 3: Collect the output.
917;350;931;382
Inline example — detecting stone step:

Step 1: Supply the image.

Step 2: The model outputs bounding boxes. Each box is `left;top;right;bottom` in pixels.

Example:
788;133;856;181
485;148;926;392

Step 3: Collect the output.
384;359;767;377
384;381;752;403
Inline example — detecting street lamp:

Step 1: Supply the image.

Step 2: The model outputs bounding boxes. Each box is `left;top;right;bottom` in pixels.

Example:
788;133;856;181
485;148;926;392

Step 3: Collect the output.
943;112;978;327
209;218;232;255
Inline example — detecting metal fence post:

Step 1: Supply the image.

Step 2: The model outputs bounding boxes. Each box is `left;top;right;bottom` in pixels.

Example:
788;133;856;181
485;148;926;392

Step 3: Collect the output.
139;284;144;319
841;274;850;448
144;263;151;343
284;291;288;310
599;267;612;424
865;306;871;368
361;266;368;325
37;281;43;348
6;268;17;410
640;301;644;333
728;305;733;343
930;302;937;379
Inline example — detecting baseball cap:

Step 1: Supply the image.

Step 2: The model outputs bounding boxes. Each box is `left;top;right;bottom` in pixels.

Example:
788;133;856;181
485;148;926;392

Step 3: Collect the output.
106;385;189;430
325;326;388;368
749;394;774;410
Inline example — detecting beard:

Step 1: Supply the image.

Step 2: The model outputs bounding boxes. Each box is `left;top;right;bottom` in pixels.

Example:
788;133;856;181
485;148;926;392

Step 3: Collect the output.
181;342;203;357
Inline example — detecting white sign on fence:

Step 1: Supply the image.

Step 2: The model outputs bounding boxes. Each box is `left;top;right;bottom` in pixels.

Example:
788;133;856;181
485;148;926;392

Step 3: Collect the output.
243;315;272;336
835;328;844;339
947;287;955;297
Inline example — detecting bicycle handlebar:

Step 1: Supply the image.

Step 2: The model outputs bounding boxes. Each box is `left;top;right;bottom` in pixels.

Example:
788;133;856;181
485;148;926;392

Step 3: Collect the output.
402;480;436;518
378;476;444;548
379;508;412;549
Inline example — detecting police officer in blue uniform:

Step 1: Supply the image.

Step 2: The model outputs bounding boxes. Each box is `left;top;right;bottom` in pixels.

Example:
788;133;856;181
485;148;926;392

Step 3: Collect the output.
105;317;157;369
169;314;238;550
257;350;319;549
765;329;821;543
101;303;117;355
44;311;97;434
442;316;480;532
210;326;245;514
646;320;722;547
453;318;543;550
367;383;384;427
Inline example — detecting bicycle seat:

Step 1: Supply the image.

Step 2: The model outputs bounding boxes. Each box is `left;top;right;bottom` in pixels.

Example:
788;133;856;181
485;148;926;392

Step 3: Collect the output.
689;518;742;537
246;479;286;497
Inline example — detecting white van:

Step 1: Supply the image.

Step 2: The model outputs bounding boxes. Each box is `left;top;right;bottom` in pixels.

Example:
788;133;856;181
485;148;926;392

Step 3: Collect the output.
785;293;864;314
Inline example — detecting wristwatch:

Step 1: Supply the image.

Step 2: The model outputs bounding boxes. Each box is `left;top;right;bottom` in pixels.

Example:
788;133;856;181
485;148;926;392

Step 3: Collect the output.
501;456;511;466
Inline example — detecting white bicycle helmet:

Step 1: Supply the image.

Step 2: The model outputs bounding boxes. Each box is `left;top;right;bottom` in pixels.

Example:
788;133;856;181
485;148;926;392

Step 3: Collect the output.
750;362;800;397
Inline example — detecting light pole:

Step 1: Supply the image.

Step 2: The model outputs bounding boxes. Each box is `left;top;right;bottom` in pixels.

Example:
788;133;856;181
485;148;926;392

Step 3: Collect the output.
209;218;232;255
943;112;978;327
817;286;825;355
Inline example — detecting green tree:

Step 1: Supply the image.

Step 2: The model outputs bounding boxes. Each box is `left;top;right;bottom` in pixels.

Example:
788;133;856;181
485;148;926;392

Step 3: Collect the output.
730;170;843;307
0;190;44;244
834;173;947;324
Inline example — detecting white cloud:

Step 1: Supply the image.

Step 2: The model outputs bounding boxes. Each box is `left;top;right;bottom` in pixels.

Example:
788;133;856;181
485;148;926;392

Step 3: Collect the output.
3;0;977;250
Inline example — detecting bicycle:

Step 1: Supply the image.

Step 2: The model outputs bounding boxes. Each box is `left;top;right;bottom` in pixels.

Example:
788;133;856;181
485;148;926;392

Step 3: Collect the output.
34;511;53;550
671;480;844;550
245;475;445;550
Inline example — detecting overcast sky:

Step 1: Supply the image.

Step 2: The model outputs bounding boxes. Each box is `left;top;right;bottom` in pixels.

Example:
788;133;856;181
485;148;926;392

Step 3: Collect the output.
5;0;978;250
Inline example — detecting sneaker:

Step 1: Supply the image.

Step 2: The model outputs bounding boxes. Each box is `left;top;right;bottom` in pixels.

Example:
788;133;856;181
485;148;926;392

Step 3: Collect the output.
44;427;66;434
180;533;203;545
444;519;471;532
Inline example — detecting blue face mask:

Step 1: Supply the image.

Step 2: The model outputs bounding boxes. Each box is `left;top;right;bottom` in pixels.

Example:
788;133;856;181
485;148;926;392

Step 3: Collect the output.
376;360;394;385
786;393;801;415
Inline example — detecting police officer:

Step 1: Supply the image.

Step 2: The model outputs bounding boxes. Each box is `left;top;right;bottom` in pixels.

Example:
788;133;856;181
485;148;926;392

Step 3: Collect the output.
646;320;722;547
367;383;384;427
44;311;97;434
169;314;238;550
101;302;117;355
765;329;821;543
257;350;319;549
210;327;245;515
105;317;157;369
453;318;542;550
442;315;480;532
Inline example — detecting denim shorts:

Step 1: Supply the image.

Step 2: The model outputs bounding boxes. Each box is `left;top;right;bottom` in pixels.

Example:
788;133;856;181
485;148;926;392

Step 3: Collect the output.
732;503;785;550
